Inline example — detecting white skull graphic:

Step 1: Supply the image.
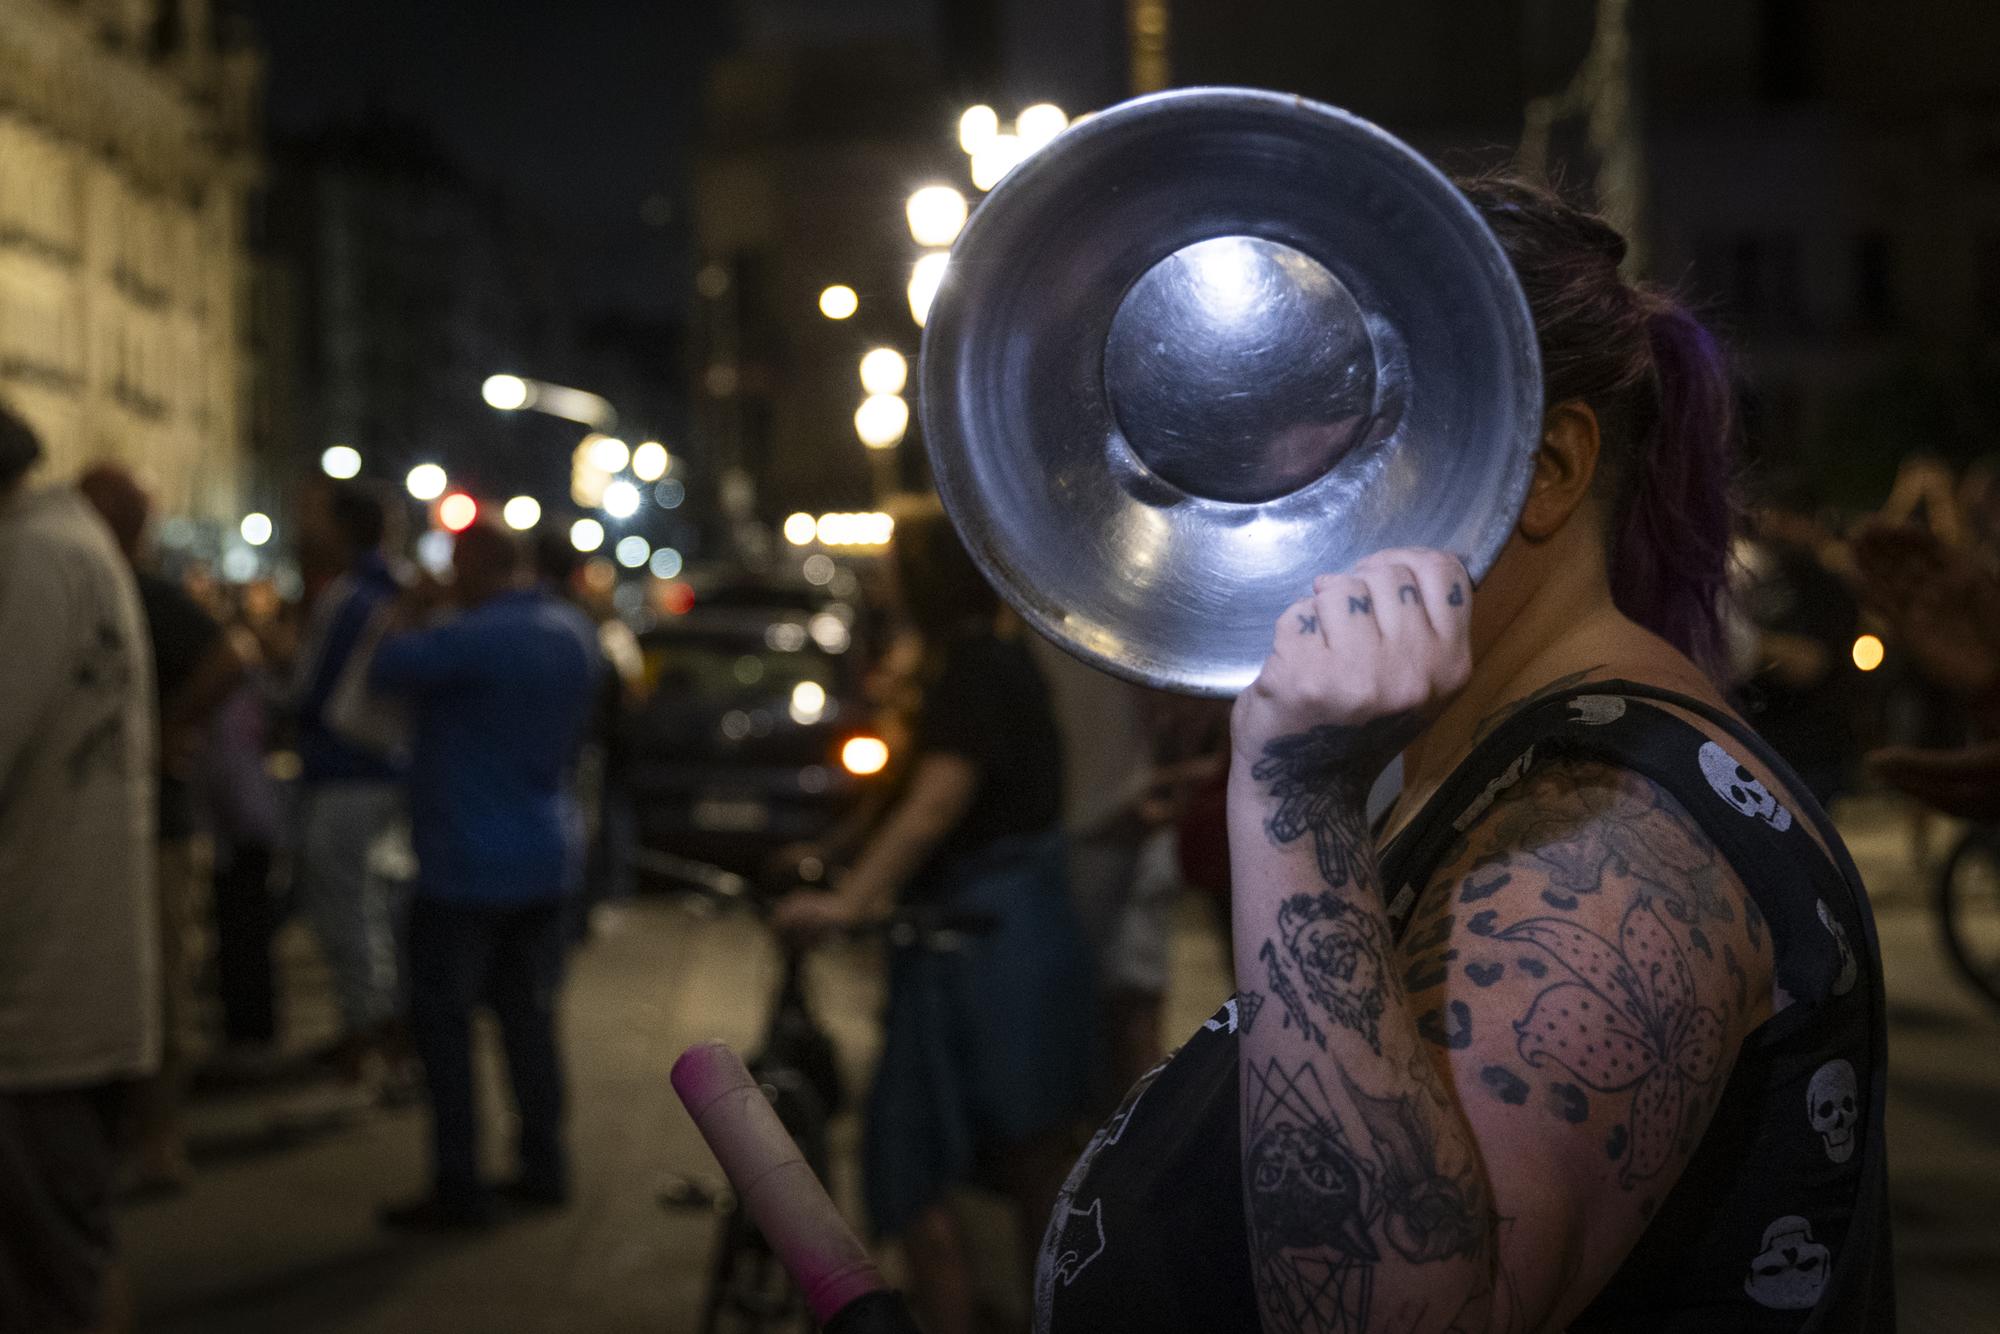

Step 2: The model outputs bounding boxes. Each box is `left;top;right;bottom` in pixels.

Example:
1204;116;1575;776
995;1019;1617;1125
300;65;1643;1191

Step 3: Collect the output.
1817;899;1859;997
1743;1215;1831;1310
1807;1059;1858;1163
1698;741;1794;831
1568;694;1627;726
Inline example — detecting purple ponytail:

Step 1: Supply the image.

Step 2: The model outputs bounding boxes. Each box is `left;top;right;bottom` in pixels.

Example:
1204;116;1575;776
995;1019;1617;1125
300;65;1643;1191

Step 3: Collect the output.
1457;174;1739;680
1610;303;1738;679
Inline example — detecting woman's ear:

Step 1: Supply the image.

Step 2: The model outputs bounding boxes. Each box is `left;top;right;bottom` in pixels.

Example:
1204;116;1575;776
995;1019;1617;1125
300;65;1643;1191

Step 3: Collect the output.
1517;400;1603;541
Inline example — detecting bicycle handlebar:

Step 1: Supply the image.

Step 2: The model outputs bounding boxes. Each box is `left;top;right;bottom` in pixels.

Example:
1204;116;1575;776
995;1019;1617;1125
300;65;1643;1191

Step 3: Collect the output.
633;848;999;950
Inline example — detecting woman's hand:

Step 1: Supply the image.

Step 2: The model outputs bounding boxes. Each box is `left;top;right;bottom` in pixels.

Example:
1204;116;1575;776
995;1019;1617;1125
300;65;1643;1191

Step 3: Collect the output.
1230;548;1473;782
770;889;867;944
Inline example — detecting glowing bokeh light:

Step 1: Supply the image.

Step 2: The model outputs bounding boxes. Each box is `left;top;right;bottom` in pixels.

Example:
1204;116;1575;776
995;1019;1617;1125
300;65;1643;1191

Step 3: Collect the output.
320;445;361;479
818;284;858;319
841;736;890;776
405;463;447;501
859;347;909;396
438;493;477;532
502;496;542;530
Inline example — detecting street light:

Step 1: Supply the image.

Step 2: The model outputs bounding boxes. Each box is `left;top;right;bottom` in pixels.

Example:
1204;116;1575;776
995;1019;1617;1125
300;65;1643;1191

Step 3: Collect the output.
482;374;531;411
588;435;631;473
908;252;948;326
631;440;669;481
818;284;859;319
570;518;605;552
502;495;542;530
240;512;272;546
1016;102;1069;148
602;479;642;519
855;394;910;449
406;463;447;501
320;445;361;479
905;185;968;247
958;104;999;154
783;512;818;546
480;374;615;429
615;535;651;569
859;347;909;396
970;133;1028;191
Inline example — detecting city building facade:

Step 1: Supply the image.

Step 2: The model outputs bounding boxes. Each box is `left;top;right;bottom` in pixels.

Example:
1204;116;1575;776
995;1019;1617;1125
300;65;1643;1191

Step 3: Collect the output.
0;0;261;522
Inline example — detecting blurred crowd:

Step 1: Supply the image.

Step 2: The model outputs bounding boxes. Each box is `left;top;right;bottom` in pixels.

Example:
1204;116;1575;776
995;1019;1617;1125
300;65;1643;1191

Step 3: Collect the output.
6;376;2000;1334
1731;453;2000;828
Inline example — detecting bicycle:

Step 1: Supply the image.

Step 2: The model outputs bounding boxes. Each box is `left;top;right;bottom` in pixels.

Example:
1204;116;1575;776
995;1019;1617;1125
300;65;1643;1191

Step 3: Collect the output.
1937;824;2000;1015
642;849;994;1334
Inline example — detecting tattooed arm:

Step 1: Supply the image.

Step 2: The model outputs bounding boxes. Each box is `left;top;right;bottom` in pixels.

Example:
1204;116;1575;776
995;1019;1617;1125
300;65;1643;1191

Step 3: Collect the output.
1234;742;1774;1332
1395;757;1771;1331
1232;727;1499;1334
1229;551;1773;1333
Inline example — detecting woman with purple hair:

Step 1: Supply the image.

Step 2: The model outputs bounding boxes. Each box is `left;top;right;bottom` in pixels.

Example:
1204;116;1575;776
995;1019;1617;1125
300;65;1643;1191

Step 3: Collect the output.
1034;178;1890;1332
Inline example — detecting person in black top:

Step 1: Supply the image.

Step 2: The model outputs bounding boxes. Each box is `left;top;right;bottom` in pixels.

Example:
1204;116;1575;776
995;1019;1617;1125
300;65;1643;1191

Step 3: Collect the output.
79;463;243;1194
1035;177;1890;1333
1736;476;1861;804
777;497;1092;1334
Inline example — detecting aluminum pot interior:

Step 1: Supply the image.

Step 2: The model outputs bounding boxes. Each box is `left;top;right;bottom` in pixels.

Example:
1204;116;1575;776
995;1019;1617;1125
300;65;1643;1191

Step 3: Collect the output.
920;87;1543;696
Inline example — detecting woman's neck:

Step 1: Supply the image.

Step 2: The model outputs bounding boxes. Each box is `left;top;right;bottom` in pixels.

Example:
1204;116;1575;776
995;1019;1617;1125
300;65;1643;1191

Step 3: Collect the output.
1389;548;1627;836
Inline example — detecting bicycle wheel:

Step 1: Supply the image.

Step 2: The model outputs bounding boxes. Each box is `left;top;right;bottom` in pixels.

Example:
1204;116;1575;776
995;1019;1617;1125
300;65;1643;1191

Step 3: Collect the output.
1937;825;2000;1015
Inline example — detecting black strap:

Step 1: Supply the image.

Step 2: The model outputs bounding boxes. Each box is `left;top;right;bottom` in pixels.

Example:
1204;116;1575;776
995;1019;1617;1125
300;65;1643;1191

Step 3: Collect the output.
1577;682;1893;1332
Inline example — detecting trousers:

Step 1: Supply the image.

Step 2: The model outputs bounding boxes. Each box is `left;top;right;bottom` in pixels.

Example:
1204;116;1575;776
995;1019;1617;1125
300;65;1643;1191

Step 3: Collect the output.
405;897;568;1205
294;782;403;1033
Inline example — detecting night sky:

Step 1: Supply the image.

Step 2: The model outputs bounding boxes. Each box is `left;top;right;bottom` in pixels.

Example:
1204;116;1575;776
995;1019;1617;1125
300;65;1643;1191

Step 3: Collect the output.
252;0;727;318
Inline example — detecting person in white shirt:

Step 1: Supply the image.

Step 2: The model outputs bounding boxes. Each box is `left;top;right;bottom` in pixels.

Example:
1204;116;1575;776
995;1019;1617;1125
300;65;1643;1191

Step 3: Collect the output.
0;409;159;1334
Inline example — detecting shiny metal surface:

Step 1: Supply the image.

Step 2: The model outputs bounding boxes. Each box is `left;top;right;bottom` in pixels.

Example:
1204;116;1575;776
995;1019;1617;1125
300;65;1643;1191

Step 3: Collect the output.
1105;236;1377;504
920;87;1543;696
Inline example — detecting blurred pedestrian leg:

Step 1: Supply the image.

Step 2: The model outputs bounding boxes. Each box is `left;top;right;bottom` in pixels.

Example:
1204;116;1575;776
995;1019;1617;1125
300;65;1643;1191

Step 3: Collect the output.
127;836;211;1190
203;640;286;1055
295;782;403;1077
211;841;277;1047
406;899;568;1216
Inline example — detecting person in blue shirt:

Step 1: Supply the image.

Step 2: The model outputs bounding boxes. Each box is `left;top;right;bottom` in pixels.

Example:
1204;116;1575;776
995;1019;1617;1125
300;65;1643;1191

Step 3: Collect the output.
290;480;407;1085
369;521;600;1229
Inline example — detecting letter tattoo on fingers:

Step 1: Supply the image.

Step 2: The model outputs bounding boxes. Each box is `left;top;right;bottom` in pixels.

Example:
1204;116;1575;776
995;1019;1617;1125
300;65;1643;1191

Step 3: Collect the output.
1398;584;1421;606
1298;612;1320;635
1348;595;1372;615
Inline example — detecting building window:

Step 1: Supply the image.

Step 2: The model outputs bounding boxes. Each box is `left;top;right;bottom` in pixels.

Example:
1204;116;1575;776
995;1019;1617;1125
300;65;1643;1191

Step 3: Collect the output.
1854;233;1893;332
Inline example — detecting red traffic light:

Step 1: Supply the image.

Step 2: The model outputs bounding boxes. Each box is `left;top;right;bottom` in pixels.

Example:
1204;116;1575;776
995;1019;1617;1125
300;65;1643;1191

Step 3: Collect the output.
438;492;477;532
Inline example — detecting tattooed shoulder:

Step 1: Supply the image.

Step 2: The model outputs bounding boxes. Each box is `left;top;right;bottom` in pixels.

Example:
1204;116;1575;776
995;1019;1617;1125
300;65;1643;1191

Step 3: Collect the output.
1404;758;1768;1194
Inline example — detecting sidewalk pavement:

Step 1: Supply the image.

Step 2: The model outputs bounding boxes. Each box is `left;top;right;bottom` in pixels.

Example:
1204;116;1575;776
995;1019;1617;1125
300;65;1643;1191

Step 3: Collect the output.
123;795;2000;1331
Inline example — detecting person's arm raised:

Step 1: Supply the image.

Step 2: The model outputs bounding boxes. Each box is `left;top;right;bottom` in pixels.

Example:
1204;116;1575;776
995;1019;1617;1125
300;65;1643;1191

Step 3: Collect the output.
1229;549;1771;1333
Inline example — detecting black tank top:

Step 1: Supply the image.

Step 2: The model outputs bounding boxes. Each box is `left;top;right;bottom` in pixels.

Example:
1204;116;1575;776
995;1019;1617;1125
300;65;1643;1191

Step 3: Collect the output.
1034;682;1893;1332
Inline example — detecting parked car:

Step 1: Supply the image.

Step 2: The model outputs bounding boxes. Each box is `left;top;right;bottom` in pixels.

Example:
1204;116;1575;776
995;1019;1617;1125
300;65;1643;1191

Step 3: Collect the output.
625;599;888;878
